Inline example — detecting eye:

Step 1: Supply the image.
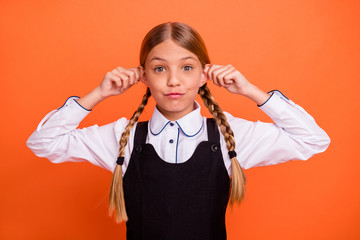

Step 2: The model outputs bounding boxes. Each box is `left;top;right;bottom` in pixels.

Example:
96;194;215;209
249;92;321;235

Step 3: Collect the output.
183;65;193;71
154;66;165;72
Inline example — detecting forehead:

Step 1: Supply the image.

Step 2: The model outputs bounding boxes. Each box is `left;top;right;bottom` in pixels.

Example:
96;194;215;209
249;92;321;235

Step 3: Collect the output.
146;40;199;63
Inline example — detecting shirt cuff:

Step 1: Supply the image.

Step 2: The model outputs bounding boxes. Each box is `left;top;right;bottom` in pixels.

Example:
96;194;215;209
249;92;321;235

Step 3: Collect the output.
258;90;302;120
257;90;289;107
58;96;91;111
36;96;91;131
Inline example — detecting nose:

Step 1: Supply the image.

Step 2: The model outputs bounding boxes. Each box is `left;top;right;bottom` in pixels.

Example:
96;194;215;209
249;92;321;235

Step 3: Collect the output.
167;70;181;87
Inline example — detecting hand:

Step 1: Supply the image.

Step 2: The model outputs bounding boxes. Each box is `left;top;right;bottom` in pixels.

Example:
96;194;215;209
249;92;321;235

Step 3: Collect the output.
203;64;270;105
99;66;143;98
203;64;251;96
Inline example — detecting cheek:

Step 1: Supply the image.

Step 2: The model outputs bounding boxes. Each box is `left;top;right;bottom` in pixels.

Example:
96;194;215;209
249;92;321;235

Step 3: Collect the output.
186;72;203;88
145;74;162;87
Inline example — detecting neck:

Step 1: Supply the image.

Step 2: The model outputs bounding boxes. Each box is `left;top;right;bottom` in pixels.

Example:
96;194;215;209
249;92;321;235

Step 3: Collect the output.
155;103;197;121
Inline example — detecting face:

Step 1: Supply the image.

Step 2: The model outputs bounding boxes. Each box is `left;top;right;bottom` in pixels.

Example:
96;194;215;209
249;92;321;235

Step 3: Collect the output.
141;40;207;121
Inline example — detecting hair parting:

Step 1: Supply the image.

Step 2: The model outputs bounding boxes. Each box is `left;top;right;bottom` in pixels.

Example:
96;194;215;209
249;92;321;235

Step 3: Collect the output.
109;88;151;222
198;83;246;205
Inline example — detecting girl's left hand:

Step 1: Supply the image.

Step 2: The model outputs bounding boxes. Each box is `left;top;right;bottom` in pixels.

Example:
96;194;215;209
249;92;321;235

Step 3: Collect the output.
203;64;251;96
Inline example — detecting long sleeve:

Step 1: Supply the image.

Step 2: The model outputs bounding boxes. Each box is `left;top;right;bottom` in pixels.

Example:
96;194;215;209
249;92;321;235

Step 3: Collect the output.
224;90;330;170
27;91;331;175
26;96;129;172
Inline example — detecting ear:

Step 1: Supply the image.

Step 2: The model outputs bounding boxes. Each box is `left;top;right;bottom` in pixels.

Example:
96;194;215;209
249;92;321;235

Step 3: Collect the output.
139;66;148;86
199;71;207;87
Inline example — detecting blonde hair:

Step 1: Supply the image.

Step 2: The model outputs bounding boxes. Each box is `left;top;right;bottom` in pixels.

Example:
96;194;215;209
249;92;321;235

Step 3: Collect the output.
109;22;246;223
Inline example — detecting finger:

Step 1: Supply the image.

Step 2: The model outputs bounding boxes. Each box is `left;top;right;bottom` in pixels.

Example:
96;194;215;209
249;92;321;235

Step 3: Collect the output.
223;69;238;85
115;66;125;73
133;68;140;83
206;64;217;80
112;68;128;80
120;75;130;90
213;66;229;86
123;69;136;86
107;72;123;88
206;64;221;86
133;67;142;84
112;69;131;88
216;65;235;86
210;65;229;86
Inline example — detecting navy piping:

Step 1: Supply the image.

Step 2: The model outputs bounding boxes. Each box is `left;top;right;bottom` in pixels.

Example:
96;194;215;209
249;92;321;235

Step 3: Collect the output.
268;89;289;100
257;89;289;107
57;96;80;110
175;128;180;163
257;92;273;107
175;120;204;137
150;121;171;136
74;99;92;111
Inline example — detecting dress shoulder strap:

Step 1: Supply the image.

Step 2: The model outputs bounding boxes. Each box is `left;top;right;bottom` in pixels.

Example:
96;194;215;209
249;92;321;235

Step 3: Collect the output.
206;118;220;143
134;121;148;146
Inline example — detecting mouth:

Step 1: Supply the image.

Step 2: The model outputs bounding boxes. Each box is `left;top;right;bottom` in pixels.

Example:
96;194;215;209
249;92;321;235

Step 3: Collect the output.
165;92;185;99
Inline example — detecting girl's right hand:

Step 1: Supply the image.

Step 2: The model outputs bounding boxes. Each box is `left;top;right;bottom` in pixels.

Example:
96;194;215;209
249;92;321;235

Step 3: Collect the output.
99;66;142;98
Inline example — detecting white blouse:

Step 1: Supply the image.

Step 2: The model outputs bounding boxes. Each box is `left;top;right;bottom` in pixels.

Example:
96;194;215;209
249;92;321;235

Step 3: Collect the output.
26;90;330;176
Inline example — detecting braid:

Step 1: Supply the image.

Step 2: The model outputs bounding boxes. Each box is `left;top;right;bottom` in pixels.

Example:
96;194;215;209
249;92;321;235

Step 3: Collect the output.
198;83;246;204
109;88;151;223
119;88;151;156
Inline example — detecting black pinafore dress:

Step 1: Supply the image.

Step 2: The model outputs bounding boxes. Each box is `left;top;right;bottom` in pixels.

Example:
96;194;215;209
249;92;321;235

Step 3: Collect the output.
123;118;230;240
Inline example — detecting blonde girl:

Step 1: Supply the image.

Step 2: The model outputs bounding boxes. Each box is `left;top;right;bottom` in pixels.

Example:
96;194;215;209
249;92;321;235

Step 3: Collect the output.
27;22;330;239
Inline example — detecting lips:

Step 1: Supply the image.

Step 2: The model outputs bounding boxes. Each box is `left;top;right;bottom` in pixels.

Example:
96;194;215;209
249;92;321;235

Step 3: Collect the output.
165;92;184;99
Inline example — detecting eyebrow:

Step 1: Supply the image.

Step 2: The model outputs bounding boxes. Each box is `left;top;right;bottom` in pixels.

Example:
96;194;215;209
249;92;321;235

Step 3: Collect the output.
149;56;197;62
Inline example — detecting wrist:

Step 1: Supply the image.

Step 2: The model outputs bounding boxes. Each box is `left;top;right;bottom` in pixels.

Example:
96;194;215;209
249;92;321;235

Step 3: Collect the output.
243;84;270;105
94;86;110;101
77;87;107;110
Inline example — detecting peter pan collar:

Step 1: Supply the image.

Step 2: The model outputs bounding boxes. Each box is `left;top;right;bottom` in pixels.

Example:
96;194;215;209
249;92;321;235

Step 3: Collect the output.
149;101;204;137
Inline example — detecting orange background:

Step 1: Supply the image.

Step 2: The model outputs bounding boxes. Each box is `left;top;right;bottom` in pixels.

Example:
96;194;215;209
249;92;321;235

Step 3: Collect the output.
1;0;359;239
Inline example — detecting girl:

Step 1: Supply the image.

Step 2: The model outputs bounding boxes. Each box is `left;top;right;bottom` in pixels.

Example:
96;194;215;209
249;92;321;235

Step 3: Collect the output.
27;22;330;239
